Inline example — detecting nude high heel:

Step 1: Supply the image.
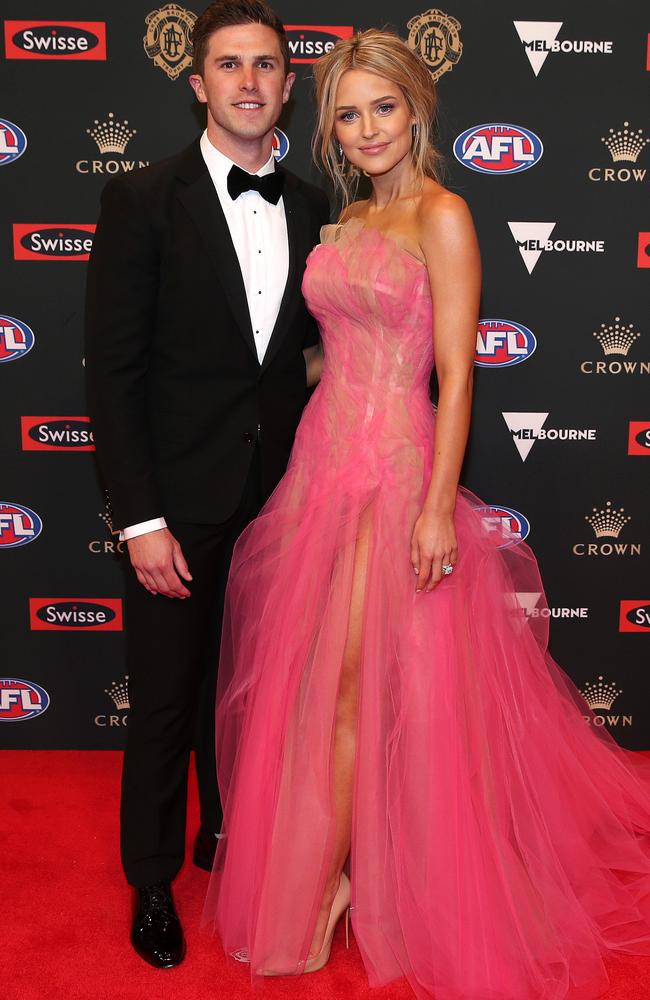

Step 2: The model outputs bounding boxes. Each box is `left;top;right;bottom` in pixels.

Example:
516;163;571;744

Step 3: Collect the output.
303;870;351;974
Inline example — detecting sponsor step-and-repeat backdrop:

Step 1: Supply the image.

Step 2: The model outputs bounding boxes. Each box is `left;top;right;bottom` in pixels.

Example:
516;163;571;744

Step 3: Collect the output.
1;3;648;749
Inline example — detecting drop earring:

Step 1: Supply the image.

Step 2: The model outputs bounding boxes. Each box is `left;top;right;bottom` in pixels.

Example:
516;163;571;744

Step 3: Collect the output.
338;141;345;165
412;122;419;141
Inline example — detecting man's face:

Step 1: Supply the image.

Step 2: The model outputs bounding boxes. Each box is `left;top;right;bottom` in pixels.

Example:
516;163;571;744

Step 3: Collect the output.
189;23;295;145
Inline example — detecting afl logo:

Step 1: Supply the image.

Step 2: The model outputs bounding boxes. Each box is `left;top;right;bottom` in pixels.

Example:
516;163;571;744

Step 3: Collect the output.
475;505;530;549
0;315;35;363
4;20;107;60
454;123;543;174
29;598;124;632
475;320;537;368
272;128;289;162
0;118;27;166
13;224;96;261
21;416;95;451
0;679;50;722
284;26;354;64
0;502;43;549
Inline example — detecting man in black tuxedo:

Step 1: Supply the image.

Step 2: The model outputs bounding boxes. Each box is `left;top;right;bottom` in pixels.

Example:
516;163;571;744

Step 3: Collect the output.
85;0;328;969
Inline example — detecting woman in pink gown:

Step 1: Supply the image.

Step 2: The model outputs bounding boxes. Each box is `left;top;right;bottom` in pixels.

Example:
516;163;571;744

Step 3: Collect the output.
204;29;650;1000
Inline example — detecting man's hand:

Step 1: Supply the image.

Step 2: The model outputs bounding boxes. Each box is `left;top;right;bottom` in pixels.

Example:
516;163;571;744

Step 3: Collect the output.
127;528;192;598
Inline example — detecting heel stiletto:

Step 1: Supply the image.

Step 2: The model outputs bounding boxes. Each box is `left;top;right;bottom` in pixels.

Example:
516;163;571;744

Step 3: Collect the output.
304;870;351;974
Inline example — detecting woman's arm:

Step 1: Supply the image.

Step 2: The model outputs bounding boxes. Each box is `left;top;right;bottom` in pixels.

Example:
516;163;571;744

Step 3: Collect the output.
303;341;324;387
410;190;482;592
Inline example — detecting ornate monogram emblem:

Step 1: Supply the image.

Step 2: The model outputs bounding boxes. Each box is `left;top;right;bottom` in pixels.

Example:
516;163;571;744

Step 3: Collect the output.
407;8;463;82
143;4;196;81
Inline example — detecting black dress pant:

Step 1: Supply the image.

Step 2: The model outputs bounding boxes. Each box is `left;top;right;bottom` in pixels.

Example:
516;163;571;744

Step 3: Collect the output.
120;450;262;887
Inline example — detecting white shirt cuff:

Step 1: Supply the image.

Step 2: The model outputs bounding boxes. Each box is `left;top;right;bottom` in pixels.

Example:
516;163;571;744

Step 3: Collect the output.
119;517;167;541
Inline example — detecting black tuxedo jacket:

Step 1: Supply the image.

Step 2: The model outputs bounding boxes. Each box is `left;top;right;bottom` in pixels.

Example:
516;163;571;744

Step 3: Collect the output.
84;139;330;529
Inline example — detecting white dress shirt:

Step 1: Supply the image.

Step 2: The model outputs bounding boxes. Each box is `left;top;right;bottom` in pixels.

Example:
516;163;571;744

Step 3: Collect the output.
121;131;290;541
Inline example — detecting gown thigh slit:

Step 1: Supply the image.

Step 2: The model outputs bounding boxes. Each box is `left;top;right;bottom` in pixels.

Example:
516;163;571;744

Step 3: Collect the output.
204;217;650;1000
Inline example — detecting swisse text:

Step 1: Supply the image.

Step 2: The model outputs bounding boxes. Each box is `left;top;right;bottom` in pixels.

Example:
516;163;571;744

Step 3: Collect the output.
25;231;93;254
29;598;123;631
31;422;93;446
38;603;115;626
4;21;107;60
16;27;97;52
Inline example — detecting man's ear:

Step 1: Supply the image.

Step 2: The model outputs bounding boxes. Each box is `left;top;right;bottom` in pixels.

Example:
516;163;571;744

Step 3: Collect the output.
189;74;207;103
282;71;297;104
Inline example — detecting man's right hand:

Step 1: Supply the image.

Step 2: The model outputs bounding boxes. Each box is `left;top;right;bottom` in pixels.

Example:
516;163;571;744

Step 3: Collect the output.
127;528;192;598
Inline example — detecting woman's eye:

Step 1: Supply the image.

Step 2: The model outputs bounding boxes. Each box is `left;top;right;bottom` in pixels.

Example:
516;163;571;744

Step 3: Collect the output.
339;112;357;122
377;104;394;115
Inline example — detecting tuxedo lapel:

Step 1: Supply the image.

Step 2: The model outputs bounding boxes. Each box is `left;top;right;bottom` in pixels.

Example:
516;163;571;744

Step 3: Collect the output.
175;143;258;362
259;172;306;375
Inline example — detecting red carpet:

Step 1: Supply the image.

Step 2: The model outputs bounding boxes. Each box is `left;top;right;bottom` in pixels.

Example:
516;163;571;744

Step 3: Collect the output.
3;751;650;1000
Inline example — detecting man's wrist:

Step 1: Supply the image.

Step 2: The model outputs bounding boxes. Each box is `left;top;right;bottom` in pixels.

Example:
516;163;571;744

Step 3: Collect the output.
120;517;167;542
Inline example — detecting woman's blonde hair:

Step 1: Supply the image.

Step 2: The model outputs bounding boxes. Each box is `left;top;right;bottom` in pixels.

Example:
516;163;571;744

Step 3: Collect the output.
312;28;444;204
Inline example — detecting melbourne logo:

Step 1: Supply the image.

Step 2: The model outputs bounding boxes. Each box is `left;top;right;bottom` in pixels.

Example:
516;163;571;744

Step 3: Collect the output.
580;316;648;376
454;124;543;175
76;112;149;175
572;501;641;557
502;412;597;461
508;222;605;274
619;601;650;633
21;416;94;451
13;224;95;261
4;20;107;60
0;502;42;548
475;319;536;368
143;4;196;80
0;118;27;166
29;598;123;632
272;128;289;162
588;121;649;183
580;675;631;729
516;593;588;620
475;505;530;549
0;679;50;722
407;9;463;83
95;675;130;727
284;26;354;63
628;421;650;455
513;21;613;77
0;315;35;363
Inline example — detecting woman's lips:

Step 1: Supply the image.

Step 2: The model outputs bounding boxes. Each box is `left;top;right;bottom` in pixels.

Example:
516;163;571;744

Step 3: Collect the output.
358;142;389;155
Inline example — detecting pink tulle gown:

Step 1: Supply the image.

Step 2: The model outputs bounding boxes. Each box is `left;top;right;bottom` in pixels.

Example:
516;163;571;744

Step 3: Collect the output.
203;217;650;1000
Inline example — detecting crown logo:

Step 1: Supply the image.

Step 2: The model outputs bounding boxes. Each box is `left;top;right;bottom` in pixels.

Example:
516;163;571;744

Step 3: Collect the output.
580;675;622;711
86;113;136;155
585;501;631;538
601;122;649;163
593;316;640;356
105;675;130;710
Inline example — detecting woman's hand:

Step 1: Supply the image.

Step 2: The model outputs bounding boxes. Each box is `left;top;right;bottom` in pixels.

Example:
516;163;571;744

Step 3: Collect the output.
410;509;458;592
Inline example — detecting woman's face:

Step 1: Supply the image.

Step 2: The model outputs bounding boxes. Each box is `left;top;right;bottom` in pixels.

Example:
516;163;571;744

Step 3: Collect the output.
333;69;415;177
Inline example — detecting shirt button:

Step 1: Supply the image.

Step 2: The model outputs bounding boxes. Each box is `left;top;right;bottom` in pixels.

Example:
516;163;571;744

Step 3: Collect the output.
242;431;253;444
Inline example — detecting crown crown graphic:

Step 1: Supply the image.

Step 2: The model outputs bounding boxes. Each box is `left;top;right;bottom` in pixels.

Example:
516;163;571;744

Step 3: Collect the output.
601;122;649;163
581;675;622;711
593;316;640;356
87;113;136;155
585;501;631;538
105;675;130;710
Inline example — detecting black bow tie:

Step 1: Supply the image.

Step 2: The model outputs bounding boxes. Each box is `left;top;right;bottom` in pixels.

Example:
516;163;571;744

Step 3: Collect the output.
227;163;284;204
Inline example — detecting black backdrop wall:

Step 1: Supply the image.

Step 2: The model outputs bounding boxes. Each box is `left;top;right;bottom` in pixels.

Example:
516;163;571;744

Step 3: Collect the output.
1;2;648;750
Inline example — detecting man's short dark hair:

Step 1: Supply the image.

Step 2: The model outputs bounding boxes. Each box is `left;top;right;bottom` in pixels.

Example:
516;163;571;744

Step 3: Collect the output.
192;1;290;76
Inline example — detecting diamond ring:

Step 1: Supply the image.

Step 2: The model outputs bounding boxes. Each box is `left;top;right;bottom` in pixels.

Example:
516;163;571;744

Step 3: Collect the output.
442;563;454;576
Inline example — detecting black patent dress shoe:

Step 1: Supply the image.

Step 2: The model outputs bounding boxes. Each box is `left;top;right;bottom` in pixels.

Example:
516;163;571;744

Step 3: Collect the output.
193;827;220;872
131;881;186;969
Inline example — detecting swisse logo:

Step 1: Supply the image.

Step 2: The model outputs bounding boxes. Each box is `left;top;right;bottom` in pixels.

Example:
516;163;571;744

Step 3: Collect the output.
285;25;353;63
508;222;605;274
475;319;536;368
29;598;123;632
13;224;95;261
628;421;650;455
4;20;107;60
619;600;650;633
0;118;27;165
638;232;650;269
0;315;35;363
580;317;649;377
454;124;543;175
272;128;289;162
0;502;42;548
516;593;588;620
502;412;597;461
475;505;530;549
513;21;613;77
21;416;94;451
0;679;50;722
